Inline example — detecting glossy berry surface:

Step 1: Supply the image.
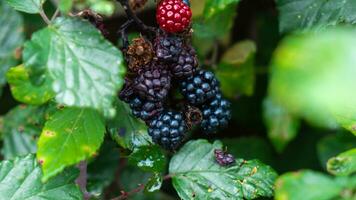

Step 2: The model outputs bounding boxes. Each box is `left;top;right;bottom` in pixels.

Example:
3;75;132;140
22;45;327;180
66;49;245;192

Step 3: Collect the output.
129;97;164;122
201;94;231;134
214;149;235;166
180;69;220;105
171;45;197;78
148;111;186;150
156;0;192;33
154;34;183;62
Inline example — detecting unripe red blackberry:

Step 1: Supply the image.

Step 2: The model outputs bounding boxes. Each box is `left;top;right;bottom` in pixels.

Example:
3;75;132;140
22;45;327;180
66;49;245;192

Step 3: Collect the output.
156;0;192;33
134;63;171;102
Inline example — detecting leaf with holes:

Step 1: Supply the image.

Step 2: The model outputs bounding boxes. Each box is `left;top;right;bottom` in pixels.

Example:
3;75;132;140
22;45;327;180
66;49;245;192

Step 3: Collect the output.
0;1;24;94
1;105;45;159
0;154;82;200
108;99;151;150
169;139;277;200
23;17;125;117
7;65;55;105
327;148;356;176
276;0;356;33
5;0;45;14
144;173;163;193
128;145;166;173
37;107;105;182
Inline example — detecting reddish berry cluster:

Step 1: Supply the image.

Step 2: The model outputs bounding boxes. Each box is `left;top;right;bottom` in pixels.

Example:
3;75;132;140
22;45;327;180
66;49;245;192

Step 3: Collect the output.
156;0;192;33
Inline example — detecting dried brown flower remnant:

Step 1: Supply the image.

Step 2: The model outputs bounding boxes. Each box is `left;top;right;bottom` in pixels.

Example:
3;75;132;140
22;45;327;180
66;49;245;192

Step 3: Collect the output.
126;37;154;72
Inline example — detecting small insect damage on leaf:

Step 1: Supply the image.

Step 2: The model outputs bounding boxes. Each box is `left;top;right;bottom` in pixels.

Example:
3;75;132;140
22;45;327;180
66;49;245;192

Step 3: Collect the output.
44;130;56;137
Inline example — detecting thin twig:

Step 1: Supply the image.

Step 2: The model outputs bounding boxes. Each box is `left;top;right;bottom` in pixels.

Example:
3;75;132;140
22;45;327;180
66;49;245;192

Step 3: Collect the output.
39;7;51;25
75;160;91;200
118;19;134;51
51;7;60;21
111;174;172;200
116;0;156;34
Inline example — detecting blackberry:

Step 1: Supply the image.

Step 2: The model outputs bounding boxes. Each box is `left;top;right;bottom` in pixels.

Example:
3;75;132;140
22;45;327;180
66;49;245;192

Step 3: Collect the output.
154;34;183;62
180;69;220;105
214;149;235;166
134;64;171;102
200;94;231;134
119;81;163;122
148;111;186;150
171;45;197;78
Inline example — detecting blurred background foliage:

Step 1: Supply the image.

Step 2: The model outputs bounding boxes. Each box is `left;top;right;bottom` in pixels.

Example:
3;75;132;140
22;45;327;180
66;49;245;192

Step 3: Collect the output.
0;0;355;199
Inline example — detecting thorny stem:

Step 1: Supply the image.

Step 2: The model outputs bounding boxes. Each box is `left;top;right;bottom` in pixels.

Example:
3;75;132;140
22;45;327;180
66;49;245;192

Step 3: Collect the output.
39;7;51;25
76;160;91;200
111;174;172;200
116;0;156;34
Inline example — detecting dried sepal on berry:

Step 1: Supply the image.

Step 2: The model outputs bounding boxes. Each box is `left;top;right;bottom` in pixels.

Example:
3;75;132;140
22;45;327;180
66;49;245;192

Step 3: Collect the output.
126;37;154;73
76;9;108;36
184;105;202;129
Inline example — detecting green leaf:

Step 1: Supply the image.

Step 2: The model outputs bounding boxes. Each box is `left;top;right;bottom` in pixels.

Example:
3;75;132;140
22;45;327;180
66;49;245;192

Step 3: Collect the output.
269;27;356;131
222;136;274;165
7;65;55;105
108;99;151;150
216;40;256;97
87;140;120;195
0;154;82;200
1;105;45;159
263;97;300;152
327;148;356;176
169;139;277;200
317;133;356;169
203;0;241;19
23;17;126;117
0;1;24;91
5;0;45;14
37;107;105;182
144;173;163;193
276;0;356;33
59;0;73;14
275;170;344;200
128;145;166;173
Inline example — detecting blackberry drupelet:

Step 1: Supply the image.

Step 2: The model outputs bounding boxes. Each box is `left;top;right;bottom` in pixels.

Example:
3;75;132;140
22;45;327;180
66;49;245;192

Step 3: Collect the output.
200;94;231;134
180;69;220;105
214;149;235;166
134;64;171;102
148;111;186;150
119;81;163;122
171;45;197;78
154;34;183;62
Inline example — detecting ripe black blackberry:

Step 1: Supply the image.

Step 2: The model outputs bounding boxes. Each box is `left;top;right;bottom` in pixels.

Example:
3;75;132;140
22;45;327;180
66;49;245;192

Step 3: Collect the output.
134;64;171;102
154;34;183;62
200;94;231;134
148;111;186;150
180;69;220;105
171;45;197;79
119;81;163;122
214;149;235;166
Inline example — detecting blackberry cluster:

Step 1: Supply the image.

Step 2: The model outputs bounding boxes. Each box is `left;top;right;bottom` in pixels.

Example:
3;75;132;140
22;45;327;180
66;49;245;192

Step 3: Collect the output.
118;0;231;150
